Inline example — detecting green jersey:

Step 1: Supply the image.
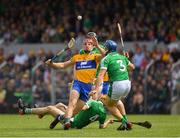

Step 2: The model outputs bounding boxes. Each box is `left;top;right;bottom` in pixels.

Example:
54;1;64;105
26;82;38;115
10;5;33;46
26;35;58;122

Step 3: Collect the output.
101;52;130;82
71;100;106;129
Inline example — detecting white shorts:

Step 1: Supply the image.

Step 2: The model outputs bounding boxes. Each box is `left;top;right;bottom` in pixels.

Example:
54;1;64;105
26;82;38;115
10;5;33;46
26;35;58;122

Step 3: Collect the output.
109;80;131;101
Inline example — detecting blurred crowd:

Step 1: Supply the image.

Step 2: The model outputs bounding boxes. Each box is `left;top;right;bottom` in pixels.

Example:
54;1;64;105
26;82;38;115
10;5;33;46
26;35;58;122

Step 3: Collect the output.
0;0;179;44
0;47;75;113
125;44;180;114
0;43;180;114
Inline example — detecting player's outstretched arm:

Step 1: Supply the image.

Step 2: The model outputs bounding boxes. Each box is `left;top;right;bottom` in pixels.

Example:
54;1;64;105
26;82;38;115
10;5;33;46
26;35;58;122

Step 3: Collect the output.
45;59;73;69
99;119;114;129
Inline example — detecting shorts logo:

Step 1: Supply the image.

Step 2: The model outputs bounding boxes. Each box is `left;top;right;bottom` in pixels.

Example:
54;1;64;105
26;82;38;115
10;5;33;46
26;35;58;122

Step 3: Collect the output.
76;60;96;70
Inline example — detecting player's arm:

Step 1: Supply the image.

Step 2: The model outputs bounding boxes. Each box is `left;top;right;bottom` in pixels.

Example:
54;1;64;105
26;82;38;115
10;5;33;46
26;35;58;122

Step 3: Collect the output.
82;105;89;110
45;59;74;69
99;119;114;129
128;62;135;70
124;56;135;71
82;100;94;110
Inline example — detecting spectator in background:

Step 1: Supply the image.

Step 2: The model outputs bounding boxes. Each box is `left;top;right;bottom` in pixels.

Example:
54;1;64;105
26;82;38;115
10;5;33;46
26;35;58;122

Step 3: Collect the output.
170;48;180;62
132;86;144;114
4;79;18;113
0;80;6;113
14;48;28;65
0;48;4;64
132;44;144;75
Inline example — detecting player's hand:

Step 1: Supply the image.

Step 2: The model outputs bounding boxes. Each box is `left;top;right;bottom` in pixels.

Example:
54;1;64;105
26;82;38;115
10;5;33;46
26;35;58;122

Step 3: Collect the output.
91;36;98;48
45;59;53;66
89;90;97;97
109;119;114;124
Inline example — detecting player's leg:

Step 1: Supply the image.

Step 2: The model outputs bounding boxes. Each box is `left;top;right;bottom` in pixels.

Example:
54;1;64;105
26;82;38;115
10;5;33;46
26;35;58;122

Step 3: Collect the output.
100;82;128;122
101;96;131;131
117;100;128;122
18;99;47;116
73;81;93;116
54;102;67;112
64;80;92;130
47;106;66;129
36;102;67;119
73;99;86;116
18;99;65;118
101;95;124;120
64;89;80;129
101;80;132;130
111;80;132;130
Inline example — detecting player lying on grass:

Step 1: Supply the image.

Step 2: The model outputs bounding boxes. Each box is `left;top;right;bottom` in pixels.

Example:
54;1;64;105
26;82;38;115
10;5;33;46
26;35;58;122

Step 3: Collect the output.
18;99;114;129
90;40;135;130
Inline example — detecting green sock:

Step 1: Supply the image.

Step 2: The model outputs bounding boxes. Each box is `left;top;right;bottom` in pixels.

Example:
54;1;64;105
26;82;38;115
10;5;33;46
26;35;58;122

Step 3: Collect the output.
25;108;32;114
64;118;70;123
123;115;128;121
121;117;126;124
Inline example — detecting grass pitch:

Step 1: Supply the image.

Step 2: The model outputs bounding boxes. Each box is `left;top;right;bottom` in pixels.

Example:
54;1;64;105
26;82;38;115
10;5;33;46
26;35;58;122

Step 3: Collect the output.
0;114;180;137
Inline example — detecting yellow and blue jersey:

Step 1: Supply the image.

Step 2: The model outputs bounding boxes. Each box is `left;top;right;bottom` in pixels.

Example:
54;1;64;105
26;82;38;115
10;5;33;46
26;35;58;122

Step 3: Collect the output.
71;53;101;83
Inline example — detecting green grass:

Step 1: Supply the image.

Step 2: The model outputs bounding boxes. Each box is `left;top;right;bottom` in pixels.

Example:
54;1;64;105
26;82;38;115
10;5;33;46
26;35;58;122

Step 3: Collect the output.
0;114;180;137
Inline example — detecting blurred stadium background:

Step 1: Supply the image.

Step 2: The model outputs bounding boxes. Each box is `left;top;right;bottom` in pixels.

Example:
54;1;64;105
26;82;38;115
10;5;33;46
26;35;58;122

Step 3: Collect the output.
0;0;179;115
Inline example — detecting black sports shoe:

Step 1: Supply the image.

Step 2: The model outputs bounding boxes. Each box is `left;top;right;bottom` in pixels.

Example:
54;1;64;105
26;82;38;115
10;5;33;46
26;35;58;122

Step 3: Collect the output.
17;99;25;115
50;117;59;129
117;122;132;131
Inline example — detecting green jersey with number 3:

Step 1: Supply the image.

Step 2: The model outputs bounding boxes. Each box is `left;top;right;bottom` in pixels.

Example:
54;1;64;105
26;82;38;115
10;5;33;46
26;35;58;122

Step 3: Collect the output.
101;52;130;82
71;100;106;129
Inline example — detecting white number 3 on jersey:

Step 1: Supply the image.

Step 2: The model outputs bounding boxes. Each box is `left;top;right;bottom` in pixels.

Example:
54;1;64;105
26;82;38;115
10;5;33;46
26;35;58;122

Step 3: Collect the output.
117;60;126;71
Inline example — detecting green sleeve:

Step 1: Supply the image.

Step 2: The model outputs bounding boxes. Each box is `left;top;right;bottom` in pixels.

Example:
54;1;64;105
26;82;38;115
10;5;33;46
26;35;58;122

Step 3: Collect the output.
86;100;94;108
100;56;108;70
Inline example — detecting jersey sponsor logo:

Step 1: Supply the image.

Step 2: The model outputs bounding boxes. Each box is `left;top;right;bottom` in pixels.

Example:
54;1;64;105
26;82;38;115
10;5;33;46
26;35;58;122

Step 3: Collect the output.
76;60;97;70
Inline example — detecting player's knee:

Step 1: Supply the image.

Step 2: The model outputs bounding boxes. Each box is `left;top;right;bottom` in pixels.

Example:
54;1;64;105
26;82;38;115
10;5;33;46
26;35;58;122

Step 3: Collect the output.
56;103;63;107
117;100;124;107
47;106;54;111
